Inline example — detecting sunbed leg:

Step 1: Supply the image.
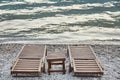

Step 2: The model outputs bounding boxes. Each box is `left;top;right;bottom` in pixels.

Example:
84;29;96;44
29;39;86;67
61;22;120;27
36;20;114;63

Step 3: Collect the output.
69;63;72;72
48;70;50;75
45;48;47;56
63;60;65;74
67;49;69;57
37;73;40;76
48;62;51;75
49;62;51;69
43;63;45;73
15;73;17;76
11;73;14;76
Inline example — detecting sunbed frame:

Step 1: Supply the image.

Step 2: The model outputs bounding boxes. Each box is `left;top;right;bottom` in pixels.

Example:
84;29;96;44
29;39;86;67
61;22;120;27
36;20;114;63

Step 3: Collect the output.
11;44;46;76
68;45;103;77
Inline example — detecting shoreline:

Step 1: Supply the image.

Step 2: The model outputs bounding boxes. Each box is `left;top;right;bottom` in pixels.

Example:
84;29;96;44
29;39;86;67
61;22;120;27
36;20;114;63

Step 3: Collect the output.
1;40;120;45
0;44;120;80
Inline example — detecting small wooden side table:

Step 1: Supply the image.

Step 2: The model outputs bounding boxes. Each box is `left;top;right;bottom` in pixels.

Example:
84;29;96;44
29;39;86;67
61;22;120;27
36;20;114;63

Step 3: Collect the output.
47;53;66;75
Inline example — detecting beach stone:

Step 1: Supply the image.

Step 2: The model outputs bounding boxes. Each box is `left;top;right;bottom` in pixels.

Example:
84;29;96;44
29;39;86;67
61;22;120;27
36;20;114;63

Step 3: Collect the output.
117;72;120;74
0;64;3;69
0;73;1;77
116;77;120;80
0;44;120;80
0;59;4;63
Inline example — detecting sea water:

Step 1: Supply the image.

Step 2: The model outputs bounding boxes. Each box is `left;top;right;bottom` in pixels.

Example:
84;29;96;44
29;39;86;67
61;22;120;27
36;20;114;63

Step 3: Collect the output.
0;0;120;43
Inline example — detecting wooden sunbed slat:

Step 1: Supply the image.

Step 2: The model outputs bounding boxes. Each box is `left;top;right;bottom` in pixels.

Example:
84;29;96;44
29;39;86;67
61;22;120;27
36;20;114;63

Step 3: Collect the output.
11;59;42;76
12;70;39;72
76;66;99;68
69;46;96;59
14;68;38;70
73;59;103;76
14;66;39;68
18;45;45;59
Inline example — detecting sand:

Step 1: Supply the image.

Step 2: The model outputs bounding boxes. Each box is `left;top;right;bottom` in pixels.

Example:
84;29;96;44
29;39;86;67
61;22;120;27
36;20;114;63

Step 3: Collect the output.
0;44;120;80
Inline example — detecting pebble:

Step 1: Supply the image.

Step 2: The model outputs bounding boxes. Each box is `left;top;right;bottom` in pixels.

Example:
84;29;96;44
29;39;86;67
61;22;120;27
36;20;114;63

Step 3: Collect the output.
0;44;120;80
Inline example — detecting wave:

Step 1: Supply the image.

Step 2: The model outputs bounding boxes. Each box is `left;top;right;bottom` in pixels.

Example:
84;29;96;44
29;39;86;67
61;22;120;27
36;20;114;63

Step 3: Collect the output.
0;0;120;41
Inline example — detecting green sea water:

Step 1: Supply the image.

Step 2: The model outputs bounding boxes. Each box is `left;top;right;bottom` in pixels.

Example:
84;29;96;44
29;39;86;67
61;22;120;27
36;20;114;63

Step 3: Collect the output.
0;0;120;42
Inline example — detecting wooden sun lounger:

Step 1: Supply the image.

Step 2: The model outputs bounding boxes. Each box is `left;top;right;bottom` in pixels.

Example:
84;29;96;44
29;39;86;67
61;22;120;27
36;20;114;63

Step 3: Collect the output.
11;45;46;76
68;45;103;77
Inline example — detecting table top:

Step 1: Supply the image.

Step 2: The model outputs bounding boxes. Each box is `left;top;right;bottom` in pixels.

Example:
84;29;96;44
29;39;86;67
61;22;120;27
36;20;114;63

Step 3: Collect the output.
47;52;65;61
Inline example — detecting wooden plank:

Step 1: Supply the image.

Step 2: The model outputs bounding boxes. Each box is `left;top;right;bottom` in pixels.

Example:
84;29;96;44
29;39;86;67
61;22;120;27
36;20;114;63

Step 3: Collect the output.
15;63;38;65
68;45;74;71
95;59;104;73
68;46;72;63
75;64;97;66
17;63;39;65
76;68;99;70
15;66;39;68
16;63;39;65
17;59;39;62
17;62;39;64
12;70;38;72
78;59;95;60
75;62;97;65
14;68;38;70
69;46;96;59
14;65;39;68
76;68;100;70
11;45;25;69
74;59;95;61
73;59;76;72
74;62;96;64
18;45;45;59
11;59;19;71
16;45;25;59
15;65;38;67
89;46;104;70
17;62;40;64
76;66;99;68
49;70;65;72
15;64;39;66
75;70;101;73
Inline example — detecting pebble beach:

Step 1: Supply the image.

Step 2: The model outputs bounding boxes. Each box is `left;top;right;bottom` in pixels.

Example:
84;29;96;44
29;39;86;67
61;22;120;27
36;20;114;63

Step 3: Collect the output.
0;43;120;80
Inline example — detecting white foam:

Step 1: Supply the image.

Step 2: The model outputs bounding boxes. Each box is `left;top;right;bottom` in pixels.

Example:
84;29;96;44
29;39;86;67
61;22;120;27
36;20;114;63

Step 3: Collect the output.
0;18;120;41
0;2;25;6
24;0;55;3
105;11;120;17
0;1;116;15
103;2;115;7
